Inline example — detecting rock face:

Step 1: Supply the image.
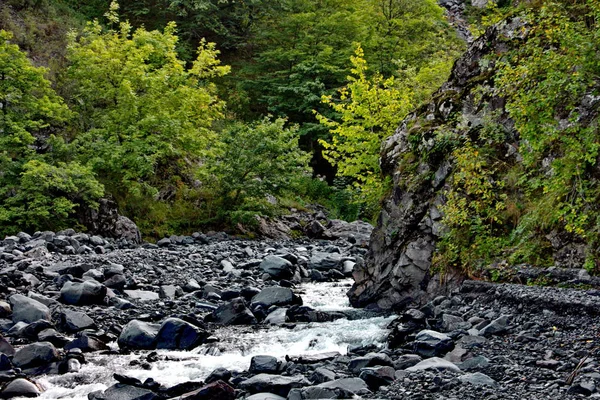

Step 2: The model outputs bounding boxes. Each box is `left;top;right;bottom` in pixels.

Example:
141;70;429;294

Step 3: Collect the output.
79;198;142;244
348;19;529;310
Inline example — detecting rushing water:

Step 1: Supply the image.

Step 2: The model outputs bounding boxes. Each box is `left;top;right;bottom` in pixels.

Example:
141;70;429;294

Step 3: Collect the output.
23;280;394;399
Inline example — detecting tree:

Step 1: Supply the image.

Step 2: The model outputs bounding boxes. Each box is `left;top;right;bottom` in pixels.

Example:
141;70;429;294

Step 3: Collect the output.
317;45;456;218
0;30;102;234
65;8;229;221
207;117;310;222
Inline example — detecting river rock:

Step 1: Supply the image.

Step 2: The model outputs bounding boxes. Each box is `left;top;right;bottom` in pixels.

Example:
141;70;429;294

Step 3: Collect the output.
9;294;51;324
260;255;295;280
96;383;159;400
65;332;108;352
210;298;257;325
264;307;288;325
348;352;393;374
58;310;96;333
317;377;369;395
0;335;15;357
246;394;285;400
251;287;301;308
479;314;511;336
310;367;336;384
458;372;498;387
180;380;235;400
205;368;231;384
12;342;59;369
124;290;160;301
249;355;279;374
118;320;160;350
309;252;342;271
406;357;461;373
414;330;454;357
155;318;207;350
0;301;11;318
0;378;41;398
358;366;395;390
60;281;107;305
239;374;309;396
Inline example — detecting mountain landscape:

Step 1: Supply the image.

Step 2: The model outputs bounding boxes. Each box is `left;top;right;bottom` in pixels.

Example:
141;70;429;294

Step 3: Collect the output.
1;0;599;399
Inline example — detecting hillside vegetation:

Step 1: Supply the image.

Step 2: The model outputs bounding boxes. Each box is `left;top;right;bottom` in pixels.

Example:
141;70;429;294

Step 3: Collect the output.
0;0;461;238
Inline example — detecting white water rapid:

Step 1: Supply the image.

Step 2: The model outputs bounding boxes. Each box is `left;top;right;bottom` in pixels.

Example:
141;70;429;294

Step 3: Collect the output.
21;280;394;400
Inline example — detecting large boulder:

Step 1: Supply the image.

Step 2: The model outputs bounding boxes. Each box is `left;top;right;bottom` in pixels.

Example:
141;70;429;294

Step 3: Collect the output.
0;379;41;398
251;287;302;308
155;318;208;350
60;281;107;305
179;380;235;400
79;198;141;244
9;294;51;324
325;220;374;247
239;374;309;397
58;310;96;333
118;320;160;350
12;342;59;369
260;256;295;280
210;298;257;325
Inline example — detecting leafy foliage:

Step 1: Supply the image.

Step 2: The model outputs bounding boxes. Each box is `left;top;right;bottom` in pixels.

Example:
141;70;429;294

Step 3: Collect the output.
65;14;229;220
0;30;102;234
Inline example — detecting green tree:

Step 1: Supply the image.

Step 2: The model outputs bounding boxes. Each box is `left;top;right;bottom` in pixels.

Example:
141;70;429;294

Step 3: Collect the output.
0;30;102;234
317;45;457;218
207;117;310;223
65;11;229;221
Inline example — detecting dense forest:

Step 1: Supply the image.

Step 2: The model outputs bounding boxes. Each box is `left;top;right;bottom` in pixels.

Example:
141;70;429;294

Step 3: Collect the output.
0;0;463;238
2;0;600;276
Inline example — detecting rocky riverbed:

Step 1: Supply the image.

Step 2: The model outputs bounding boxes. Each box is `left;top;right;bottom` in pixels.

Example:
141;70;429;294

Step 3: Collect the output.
0;228;599;399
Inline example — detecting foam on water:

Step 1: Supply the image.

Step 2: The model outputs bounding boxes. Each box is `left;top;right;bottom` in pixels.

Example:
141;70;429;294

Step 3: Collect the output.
19;280;394;399
298;279;354;311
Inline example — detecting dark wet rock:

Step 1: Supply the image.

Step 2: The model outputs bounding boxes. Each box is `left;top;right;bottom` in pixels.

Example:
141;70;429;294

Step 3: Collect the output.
479;314;511;336
155;318;208;350
260;256;295;280
309;252;342;271
209;298;257;325
19;320;54;341
118;320;160;350
0;302;11;319
60;281;107;305
95;383;159;400
348;353;393;375
239;374;309;396
0;336;15;357
251;287;302;308
103;274;127;291
568;381;596;396
64;332;108;352
287;386;336;400
179;380;235;400
204;368;231;384
393;354;422;370
9;294;51;324
286;352;340;364
358;366;395;391
37;328;70;348
317;377;369;395
12;342;59;369
325;220;373;247
310;367;336;384
58;309;96;333
413;330;454;357
79;198;142;244
249;355;280;374
0;378;41;398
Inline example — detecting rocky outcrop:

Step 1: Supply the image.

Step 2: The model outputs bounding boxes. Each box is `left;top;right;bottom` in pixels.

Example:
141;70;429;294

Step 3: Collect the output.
348;19;529;310
79;198;142;244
